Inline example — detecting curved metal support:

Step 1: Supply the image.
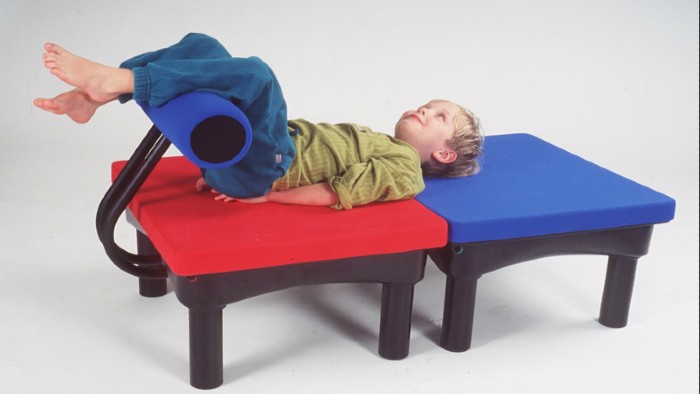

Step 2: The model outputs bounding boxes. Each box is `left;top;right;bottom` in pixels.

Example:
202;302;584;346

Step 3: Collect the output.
96;125;172;279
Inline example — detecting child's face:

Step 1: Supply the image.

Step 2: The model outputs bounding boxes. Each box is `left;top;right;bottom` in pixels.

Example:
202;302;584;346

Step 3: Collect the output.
394;100;458;163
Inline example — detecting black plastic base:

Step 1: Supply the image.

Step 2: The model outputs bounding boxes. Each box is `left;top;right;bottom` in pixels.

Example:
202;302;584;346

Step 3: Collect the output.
138;230;427;389
429;225;654;352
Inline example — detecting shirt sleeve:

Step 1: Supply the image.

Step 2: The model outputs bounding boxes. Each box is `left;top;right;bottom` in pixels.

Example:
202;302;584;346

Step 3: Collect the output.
327;155;425;209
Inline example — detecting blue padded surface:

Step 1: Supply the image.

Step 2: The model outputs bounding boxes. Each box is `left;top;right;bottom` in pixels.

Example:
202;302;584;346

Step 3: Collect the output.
416;133;675;243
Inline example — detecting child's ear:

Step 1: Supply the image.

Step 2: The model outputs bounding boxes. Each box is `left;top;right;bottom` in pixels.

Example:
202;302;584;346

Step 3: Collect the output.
432;148;457;164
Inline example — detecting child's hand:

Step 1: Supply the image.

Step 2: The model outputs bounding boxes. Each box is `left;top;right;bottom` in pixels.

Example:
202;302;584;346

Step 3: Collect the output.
196;177;270;204
195;177;210;192
213;193;238;203
225;195;270;204
196;177;233;202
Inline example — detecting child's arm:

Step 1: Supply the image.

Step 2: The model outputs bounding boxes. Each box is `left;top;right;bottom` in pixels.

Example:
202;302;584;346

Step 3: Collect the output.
199;178;339;207
258;183;339;206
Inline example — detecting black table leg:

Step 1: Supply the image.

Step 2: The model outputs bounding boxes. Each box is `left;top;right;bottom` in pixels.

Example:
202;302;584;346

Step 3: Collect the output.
599;256;638;328
440;275;478;352
378;283;415;360
190;307;224;390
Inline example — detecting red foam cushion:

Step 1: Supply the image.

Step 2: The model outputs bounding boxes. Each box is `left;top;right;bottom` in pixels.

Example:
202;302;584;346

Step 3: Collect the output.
113;156;447;276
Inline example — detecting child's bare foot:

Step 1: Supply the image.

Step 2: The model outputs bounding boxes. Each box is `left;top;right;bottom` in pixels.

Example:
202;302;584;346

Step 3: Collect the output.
42;43;133;103
34;89;102;124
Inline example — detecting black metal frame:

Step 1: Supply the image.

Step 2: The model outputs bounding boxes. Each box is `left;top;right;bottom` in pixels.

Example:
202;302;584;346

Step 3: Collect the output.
96;126;427;389
96;125;171;278
428;225;655;352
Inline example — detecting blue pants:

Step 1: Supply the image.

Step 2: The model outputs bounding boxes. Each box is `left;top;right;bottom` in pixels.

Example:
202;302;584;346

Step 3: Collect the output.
119;33;295;198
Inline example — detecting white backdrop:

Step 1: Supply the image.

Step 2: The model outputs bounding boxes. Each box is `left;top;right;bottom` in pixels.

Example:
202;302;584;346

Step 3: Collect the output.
1;1;698;393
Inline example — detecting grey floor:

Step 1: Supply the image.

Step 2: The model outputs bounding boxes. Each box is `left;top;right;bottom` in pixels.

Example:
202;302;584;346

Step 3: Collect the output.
2;1;698;393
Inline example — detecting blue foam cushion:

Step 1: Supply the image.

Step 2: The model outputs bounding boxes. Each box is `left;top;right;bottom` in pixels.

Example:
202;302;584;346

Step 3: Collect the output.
416;133;676;243
138;91;253;169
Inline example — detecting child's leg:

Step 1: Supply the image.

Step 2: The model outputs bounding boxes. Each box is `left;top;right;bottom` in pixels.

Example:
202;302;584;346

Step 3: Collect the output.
33;89;101;124
40;43;134;104
122;56;284;108
34;33;229;120
119;33;231;70
115;34;294;198
35;42;133;123
35;33;294;200
116;33;270;108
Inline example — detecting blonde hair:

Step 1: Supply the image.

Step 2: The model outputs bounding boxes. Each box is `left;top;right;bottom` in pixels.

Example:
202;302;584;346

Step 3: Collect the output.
422;101;484;178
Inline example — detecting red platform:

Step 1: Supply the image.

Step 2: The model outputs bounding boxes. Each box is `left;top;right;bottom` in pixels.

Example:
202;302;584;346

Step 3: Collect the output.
113;156;447;276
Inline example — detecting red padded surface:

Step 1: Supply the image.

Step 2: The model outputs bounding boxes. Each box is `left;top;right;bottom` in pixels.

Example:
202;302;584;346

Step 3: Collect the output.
113;156;447;276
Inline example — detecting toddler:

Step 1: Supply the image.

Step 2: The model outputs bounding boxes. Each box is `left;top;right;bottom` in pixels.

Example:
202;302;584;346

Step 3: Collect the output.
34;33;483;209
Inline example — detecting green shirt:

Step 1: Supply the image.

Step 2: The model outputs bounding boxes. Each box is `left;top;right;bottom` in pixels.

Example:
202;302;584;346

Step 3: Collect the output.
271;119;425;209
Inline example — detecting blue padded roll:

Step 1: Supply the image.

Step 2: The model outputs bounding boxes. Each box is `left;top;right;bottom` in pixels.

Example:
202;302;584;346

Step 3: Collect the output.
138;91;252;169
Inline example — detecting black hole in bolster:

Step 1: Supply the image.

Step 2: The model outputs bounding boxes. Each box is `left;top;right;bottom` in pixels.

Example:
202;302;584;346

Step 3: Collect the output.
191;115;247;164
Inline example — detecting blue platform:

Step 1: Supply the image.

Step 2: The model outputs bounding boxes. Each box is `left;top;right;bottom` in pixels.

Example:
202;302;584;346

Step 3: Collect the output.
417;133;676;243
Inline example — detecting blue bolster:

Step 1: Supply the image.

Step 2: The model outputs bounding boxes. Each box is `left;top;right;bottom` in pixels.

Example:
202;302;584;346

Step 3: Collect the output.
137;91;252;169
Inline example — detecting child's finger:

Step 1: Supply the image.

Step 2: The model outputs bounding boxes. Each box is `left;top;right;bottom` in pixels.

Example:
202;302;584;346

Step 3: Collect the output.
195;178;211;192
214;193;236;203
